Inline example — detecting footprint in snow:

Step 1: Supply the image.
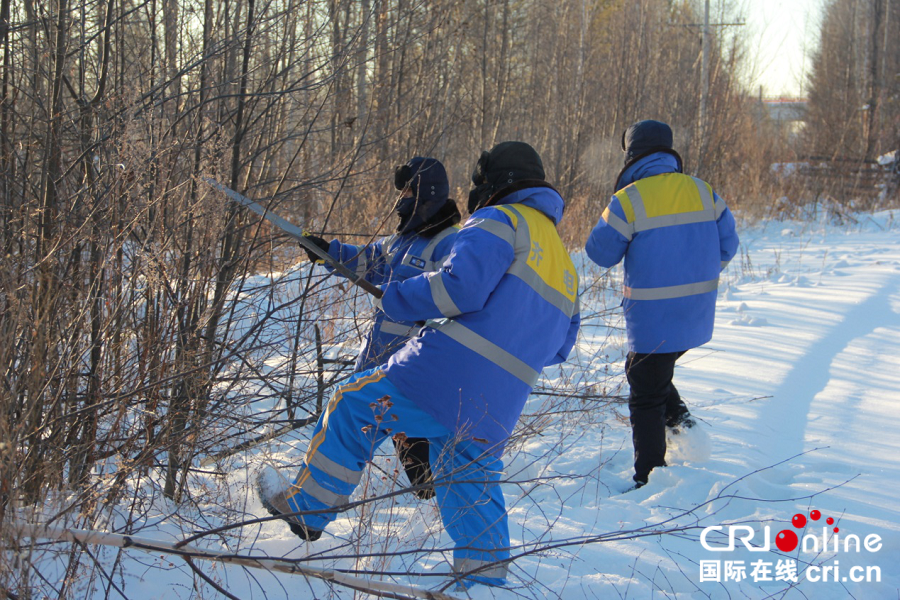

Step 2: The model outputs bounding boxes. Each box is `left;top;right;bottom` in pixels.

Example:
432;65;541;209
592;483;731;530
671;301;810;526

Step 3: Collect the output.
730;315;768;326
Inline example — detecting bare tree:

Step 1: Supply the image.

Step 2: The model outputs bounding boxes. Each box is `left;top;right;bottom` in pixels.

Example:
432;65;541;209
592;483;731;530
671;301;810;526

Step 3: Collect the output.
0;0;785;597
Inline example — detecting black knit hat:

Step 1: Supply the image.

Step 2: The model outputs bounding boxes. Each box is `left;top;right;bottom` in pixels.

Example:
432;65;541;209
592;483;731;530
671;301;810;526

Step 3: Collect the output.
468;141;547;213
615;119;683;191
472;141;545;188
622;119;675;165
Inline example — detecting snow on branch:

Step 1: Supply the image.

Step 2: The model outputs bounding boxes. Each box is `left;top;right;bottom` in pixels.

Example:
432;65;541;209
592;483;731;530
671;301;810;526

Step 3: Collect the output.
12;522;463;600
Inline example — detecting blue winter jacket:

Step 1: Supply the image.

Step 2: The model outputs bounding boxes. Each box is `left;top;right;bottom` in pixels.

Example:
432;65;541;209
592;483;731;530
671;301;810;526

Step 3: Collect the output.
585;153;739;353
323;228;458;371
380;186;581;454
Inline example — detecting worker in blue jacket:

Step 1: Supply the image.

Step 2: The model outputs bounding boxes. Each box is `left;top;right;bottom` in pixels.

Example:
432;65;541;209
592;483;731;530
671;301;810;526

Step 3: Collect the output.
300;157;461;498
585;120;739;488
259;142;580;589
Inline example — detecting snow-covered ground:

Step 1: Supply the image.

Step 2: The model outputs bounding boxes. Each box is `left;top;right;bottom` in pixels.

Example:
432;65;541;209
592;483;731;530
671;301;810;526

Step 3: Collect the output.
513;209;900;600
19;210;900;599
446;209;899;599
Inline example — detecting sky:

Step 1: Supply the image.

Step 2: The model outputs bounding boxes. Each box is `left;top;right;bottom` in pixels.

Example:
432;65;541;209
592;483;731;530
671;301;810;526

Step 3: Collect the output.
744;0;825;98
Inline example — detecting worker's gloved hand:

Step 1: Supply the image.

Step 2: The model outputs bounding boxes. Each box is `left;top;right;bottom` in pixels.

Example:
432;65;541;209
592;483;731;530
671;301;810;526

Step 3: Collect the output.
301;234;330;263
392;435;434;500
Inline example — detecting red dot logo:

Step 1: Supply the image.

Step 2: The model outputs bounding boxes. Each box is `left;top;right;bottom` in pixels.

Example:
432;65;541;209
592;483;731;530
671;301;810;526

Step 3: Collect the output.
810;510;821;521
776;529;799;552
834;527;840;533
792;513;807;528
826;517;834;525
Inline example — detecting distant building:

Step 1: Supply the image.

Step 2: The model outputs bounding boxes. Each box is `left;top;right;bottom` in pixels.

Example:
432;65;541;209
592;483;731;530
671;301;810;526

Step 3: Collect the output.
763;97;808;123
754;97;807;139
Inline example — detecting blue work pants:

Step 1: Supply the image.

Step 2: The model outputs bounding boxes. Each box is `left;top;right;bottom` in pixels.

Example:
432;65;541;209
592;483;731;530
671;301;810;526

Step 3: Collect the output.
281;368;509;586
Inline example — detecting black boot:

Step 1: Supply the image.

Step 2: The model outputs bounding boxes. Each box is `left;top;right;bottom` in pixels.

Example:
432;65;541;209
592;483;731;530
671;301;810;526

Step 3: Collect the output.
665;403;695;432
393;435;435;499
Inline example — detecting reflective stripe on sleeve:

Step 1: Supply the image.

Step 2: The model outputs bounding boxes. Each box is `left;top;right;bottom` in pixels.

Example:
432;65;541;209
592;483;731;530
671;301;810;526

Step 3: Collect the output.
466;217;516;247
354;258;368;279
428;320;539;387
454;557;509;580
423;225;457;259
603;207;633;240
377;320;421;338
690;176;715;212
624;277;719;301
308;451;363;486
429;272;463;317
714;194;727;219
379;235;399;264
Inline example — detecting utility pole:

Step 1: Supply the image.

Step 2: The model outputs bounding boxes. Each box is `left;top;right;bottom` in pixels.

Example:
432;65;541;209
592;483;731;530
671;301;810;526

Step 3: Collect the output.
699;0;710;144
693;0;743;171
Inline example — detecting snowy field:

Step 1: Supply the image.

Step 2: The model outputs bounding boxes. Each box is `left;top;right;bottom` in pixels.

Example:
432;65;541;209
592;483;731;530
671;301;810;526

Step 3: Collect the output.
18;209;900;599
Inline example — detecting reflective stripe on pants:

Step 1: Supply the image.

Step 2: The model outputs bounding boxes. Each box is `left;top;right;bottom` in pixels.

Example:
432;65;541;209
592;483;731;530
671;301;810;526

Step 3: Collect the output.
281;368;510;585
